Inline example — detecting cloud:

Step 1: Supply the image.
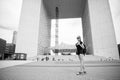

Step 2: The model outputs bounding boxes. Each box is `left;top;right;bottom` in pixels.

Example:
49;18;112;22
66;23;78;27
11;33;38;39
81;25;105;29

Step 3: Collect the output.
0;0;22;31
109;0;120;18
109;0;120;43
0;25;15;30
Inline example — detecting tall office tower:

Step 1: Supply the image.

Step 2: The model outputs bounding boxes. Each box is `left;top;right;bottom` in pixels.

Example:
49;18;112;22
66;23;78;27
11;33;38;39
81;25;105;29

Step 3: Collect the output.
4;43;16;59
5;43;16;54
0;38;6;60
12;31;17;44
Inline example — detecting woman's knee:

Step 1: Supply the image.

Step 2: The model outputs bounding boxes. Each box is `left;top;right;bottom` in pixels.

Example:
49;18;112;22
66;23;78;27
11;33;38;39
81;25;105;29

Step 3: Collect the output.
80;54;84;59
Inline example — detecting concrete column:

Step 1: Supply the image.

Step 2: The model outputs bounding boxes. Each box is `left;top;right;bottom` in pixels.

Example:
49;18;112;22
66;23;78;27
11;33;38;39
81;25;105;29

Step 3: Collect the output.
38;0;51;55
82;0;93;55
16;0;42;58
83;0;119;59
16;0;51;58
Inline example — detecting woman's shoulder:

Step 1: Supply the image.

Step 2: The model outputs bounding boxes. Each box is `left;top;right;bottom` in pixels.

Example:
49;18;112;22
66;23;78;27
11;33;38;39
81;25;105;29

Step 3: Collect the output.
75;42;78;46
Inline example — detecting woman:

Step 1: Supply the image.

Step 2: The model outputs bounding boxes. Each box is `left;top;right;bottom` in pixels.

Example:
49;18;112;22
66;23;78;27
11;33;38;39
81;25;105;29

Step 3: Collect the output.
76;36;86;75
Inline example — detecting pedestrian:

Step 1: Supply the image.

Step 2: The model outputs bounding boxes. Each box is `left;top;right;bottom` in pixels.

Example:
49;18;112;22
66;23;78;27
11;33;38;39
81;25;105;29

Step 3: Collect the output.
75;36;86;75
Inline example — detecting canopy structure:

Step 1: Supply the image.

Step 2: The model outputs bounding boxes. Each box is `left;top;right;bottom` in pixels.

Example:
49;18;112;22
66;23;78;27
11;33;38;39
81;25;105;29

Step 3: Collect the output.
51;43;76;54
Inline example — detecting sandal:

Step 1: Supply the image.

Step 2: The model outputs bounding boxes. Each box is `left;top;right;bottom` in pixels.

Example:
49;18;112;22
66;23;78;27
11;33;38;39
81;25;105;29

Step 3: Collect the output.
83;71;87;74
76;72;83;75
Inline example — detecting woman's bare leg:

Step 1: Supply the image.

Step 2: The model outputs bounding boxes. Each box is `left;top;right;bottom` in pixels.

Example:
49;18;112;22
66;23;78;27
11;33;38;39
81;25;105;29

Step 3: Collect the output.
80;54;85;72
78;54;86;72
78;54;83;72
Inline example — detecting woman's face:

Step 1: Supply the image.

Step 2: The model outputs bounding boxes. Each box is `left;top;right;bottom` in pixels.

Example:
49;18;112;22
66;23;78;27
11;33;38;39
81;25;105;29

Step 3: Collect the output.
77;37;81;42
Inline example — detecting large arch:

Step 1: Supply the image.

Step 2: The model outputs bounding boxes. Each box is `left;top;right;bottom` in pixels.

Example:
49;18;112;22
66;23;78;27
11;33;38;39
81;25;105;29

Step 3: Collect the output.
15;0;119;59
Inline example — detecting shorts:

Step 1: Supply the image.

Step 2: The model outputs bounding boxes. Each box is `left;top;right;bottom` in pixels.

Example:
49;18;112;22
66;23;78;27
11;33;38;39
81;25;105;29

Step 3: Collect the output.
76;50;85;55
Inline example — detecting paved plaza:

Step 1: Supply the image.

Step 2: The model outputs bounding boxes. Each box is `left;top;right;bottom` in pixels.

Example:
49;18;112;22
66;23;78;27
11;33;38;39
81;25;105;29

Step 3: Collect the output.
0;61;120;80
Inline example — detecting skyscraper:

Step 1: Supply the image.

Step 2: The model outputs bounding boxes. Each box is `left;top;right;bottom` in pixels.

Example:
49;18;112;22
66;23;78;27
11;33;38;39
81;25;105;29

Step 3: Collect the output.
12;31;17;44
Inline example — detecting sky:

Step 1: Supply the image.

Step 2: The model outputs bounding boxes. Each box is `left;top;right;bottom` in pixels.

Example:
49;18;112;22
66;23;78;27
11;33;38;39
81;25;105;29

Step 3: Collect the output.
0;0;120;45
51;18;83;46
109;0;120;44
0;0;22;43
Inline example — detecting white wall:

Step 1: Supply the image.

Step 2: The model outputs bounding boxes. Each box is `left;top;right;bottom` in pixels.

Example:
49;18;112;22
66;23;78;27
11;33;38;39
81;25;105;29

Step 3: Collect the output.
87;0;119;59
16;0;42;58
82;1;93;55
38;0;51;55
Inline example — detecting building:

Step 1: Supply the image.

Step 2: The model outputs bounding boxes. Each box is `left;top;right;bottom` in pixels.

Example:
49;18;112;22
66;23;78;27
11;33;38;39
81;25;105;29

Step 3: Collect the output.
118;44;120;57
4;43;16;59
15;0;119;59
12;31;17;44
0;38;6;60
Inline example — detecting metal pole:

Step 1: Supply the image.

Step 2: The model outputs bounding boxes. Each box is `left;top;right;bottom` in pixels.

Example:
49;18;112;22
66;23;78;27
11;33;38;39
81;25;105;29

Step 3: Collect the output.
55;7;59;46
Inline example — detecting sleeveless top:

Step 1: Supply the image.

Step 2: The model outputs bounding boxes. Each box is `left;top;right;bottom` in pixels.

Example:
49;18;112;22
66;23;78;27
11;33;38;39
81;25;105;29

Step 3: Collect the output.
76;41;86;55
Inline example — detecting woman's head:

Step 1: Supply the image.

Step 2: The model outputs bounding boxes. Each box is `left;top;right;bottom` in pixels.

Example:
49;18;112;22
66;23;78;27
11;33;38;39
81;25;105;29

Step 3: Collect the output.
77;36;81;42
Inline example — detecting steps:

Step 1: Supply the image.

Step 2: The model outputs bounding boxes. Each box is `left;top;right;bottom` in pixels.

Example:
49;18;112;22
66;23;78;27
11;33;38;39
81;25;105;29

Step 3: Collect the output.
22;55;120;67
29;55;115;62
1;55;118;69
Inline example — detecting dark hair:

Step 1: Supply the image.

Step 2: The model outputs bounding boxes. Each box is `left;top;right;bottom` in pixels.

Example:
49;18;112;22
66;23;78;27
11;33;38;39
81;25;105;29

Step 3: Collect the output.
77;36;81;39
